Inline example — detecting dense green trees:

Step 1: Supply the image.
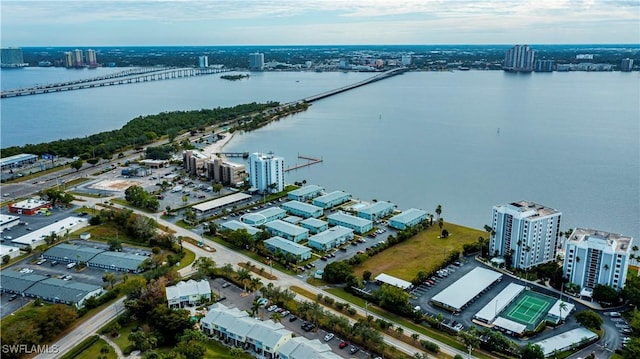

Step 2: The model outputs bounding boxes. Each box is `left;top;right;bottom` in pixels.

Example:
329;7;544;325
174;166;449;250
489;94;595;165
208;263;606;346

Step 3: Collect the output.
574;310;603;330
374;284;410;312
593;284;620;305
124;185;160;211
1;102;279;159
322;260;355;283
520;343;545;359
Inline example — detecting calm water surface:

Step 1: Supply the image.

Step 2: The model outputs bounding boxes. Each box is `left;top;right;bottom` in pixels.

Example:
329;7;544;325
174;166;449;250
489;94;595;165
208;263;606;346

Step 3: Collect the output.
1;68;638;239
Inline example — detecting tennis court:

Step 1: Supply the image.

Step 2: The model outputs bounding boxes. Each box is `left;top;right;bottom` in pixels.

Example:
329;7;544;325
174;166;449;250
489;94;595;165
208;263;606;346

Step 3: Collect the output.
501;290;556;330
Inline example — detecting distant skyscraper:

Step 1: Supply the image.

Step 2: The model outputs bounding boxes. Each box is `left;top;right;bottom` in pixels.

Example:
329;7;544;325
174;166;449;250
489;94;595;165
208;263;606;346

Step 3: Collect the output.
63;52;74;68
563;228;632;291
535;59;554;72
249;53;264;71
72;49;84;68
401;55;412;66
1;47;27;68
198;55;209;68
503;45;535;72
621;58;634;72
249;152;284;194
490;201;562;269
85;49;98;67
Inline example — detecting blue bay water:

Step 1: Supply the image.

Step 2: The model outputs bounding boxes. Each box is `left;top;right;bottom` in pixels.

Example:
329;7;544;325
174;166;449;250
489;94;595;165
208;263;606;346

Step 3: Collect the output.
1;68;638;240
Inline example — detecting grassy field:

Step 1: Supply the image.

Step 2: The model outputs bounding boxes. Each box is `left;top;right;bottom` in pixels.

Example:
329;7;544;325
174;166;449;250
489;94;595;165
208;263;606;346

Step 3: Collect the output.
70;337;117;359
354;222;483;281
204;340;254;359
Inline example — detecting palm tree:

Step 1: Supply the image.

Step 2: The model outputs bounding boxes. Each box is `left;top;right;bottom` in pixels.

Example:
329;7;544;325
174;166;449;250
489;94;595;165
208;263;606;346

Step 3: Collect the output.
222;263;234;279
270;312;282;323
558;301;568;323
249;277;262;292
435;205;442;221
237;268;251;292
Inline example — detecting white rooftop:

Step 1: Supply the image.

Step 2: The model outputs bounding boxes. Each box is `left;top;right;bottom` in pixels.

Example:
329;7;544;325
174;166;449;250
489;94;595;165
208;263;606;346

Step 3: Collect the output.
547;300;575;320
374;273;412;290
431;267;502;311
474;283;525;323
12;216;88;246
192;192;251;212
165;279;211;301
492;317;527;335
534;327;598;356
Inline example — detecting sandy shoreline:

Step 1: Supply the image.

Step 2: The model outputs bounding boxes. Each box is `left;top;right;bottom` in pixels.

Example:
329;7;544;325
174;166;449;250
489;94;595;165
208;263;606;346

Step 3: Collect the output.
202;131;235;158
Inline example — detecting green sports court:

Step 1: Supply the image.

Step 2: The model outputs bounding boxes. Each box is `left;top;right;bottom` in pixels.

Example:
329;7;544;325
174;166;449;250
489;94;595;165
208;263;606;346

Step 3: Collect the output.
500;290;557;330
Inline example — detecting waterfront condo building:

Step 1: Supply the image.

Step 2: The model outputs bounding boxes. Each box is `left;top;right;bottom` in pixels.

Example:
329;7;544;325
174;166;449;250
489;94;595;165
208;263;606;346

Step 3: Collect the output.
183;150;208;176
563;228;632;291
85;49;98;67
198;55;209;68
249;53;265;71
490;201;562;270
73;49;84;68
207;158;246;186
249;152;284;194
621;58;634;72
503;45;535;72
1;47;27;67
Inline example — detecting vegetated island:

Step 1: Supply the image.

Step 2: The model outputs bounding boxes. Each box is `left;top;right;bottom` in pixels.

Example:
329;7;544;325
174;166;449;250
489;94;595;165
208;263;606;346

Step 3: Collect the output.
220;74;250;81
0;101;313;162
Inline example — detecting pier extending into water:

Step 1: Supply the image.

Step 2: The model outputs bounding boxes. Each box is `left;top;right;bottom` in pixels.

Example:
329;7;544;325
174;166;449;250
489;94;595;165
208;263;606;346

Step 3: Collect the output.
0;67;230;98
285;155;323;172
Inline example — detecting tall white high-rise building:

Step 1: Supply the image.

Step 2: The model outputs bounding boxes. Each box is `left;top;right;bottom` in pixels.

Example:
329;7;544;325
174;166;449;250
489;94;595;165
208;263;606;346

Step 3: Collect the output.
489;201;562;269
249;152;284;194
198;55;209;68
401;55;412;66
73;49;84;68
249;53;264;71
503;45;535;72
563;228;632;292
85;49;97;67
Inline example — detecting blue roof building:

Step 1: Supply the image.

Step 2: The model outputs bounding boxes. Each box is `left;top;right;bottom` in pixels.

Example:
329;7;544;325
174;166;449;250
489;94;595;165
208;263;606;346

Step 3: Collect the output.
264;236;311;262
388;208;429;230
327;212;373;234
307;226;354;251
312;191;351;209
299;218;329;234
281;200;323;219
287;185;324;201
357;201;396;221
241;207;286;226
221;220;261;238
264;220;309;243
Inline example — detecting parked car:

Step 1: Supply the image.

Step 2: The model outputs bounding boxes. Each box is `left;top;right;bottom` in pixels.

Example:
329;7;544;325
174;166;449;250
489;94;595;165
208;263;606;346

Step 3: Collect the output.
350;346;360;354
324;333;335;342
288;315;298;322
267;305;278;312
339;341;348;349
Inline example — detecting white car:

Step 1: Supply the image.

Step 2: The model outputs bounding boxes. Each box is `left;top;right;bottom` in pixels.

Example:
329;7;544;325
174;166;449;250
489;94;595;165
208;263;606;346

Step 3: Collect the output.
324;333;335;342
267;305;278;312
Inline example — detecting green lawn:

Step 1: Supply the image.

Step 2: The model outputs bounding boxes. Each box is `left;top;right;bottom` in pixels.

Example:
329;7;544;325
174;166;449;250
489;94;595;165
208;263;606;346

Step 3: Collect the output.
69;337;117;359
354;222;483;281
204;340;254;359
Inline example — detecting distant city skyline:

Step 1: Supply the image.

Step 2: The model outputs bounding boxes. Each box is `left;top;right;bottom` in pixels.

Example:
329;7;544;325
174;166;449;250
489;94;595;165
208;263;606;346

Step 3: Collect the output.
1;0;639;46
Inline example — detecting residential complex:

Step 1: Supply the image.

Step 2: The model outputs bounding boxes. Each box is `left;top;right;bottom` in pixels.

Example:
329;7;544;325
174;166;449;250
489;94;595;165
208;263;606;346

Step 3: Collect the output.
264;236;311;262
287;185;324;201
563;228;632;291
357;201;396;221
312;191;351;209
489;201;562;270
165;279;212;308
264;220;309;243
388;208;428;230
307;226;354;251
207;158;246;186
281;200;323;219
327;212;373;234
249;152;285;194
503;45;535;72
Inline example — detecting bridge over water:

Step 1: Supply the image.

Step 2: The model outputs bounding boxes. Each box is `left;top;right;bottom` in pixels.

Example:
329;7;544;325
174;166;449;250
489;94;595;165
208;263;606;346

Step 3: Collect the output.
302;67;408;103
0;67;230;98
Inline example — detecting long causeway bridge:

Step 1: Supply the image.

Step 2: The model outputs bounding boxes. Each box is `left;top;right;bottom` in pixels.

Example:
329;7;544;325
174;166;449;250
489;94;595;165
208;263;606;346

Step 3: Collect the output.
302;66;408;103
1;67;230;98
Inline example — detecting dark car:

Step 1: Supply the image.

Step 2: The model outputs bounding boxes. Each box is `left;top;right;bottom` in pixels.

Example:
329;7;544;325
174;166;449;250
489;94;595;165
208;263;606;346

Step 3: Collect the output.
8;294;18;301
350;346;360;354
288;315;297;322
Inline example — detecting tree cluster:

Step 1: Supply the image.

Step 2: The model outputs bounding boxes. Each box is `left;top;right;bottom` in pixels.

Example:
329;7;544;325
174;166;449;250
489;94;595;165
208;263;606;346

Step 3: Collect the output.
1;102;279;160
1;304;78;359
125;185;160;211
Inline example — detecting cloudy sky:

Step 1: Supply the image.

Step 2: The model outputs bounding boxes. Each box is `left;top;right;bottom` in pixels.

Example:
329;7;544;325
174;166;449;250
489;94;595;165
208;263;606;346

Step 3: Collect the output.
1;0;639;46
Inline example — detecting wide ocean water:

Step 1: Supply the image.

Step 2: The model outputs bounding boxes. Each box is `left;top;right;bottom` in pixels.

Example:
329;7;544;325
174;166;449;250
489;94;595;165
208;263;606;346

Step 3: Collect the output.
1;68;638;240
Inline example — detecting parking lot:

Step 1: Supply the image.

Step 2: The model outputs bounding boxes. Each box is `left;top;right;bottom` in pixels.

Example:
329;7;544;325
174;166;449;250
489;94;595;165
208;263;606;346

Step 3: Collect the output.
210;277;370;359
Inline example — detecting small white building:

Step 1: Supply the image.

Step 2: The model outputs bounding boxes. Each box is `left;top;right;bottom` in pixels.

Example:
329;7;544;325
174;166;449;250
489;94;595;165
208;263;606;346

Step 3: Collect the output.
166;279;212;308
